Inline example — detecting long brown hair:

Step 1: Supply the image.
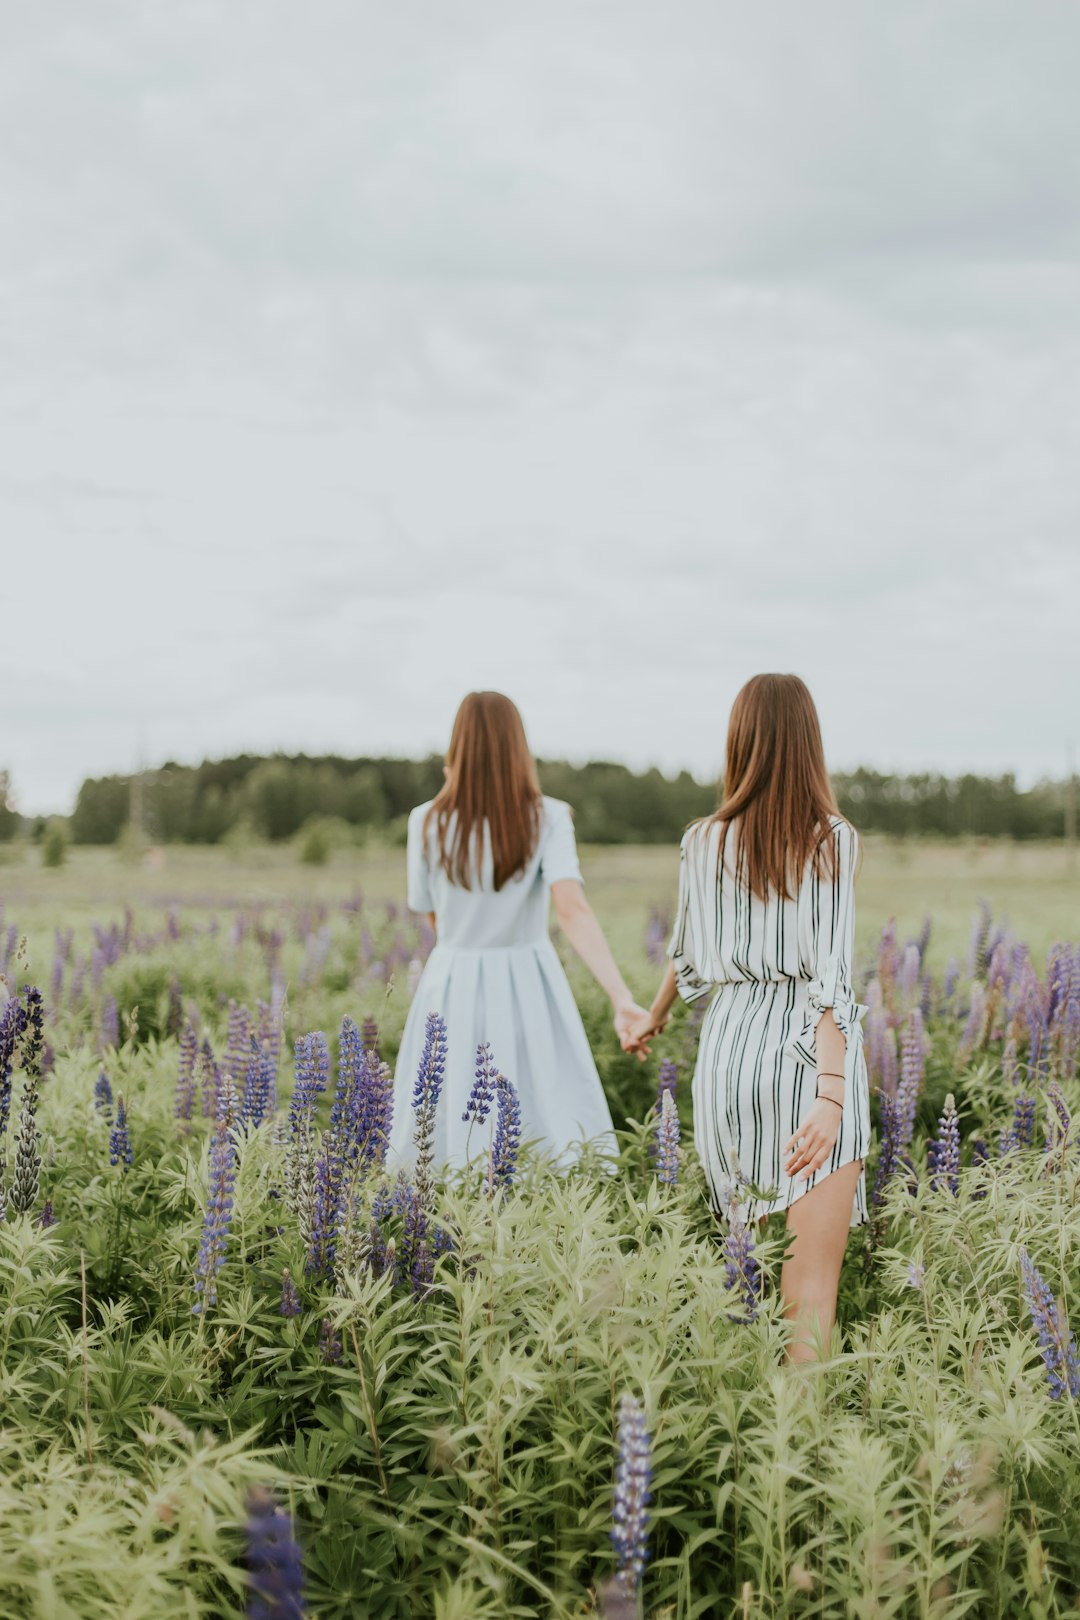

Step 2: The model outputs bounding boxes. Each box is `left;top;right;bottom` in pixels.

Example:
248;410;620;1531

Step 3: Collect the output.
424;692;542;891
702;673;845;901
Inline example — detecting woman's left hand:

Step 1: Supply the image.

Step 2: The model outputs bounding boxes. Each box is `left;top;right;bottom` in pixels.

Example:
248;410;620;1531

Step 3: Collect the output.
782;1099;842;1181
614;1000;654;1057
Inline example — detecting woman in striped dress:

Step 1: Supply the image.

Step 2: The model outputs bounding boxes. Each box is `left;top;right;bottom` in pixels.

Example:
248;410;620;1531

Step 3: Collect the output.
626;674;871;1363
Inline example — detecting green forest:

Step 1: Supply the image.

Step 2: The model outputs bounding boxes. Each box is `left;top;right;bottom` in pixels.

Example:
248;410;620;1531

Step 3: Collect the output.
8;754;1071;846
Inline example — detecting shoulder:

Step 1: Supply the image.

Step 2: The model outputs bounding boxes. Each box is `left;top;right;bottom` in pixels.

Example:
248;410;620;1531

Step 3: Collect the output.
407;802;435;843
540;795;574;827
680;817;715;857
824;814;859;863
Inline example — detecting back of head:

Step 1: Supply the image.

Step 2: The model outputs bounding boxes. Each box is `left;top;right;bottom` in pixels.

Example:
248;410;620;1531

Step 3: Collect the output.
708;673;843;901
426;691;542;891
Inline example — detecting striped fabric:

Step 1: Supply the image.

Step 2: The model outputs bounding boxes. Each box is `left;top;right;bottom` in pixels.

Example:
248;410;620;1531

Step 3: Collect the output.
668;815;871;1227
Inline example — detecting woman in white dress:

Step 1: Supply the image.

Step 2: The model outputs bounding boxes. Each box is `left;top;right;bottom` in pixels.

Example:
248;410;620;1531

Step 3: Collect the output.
390;691;646;1170
627;674;871;1364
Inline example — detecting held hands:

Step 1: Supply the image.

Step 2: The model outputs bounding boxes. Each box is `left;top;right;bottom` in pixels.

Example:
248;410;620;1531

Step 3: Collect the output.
782;1097;843;1181
614;1001;670;1062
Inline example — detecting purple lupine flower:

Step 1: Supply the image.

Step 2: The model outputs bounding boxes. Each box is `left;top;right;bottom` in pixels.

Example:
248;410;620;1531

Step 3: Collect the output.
876;918;901;996
722;1209;760;1321
193;1123;237;1313
657;1057;678;1102
1001;1037;1019;1088
0;992;26;1139
1045;1081;1071;1163
98;994;118;1053
411;1012;447;1213
957;982;988;1065
361;1016;380;1055
942;957;960;1006
285;1032;330;1243
175;1020;199;1122
245;1486;306;1620
928;1092;960;1195
610;1393;652;1597
8;988;44;1215
198;1038;221;1119
1013;1091;1037;1147
898;944;921;1008
354;1052;394;1173
109;1095;133;1169
1027;1001;1051;1084
655;1091;680;1186
329;1015;364;1146
279;1269;301;1318
318;1318;343;1366
93;1068;113;1117
462;1042;499;1127
871;1090;902;1217
223;1000;252;1090
1019;1248;1080;1401
914;915;932;965
38;1198;56;1228
896;1009;926;1149
966;900;992;979
644;906;671;968
305;1137;341;1278
241;1040;277;1130
489;1075;522;1194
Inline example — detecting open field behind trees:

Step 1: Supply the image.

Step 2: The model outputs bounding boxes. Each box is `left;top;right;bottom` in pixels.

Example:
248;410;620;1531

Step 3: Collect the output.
2;836;1077;982
1;837;1079;1616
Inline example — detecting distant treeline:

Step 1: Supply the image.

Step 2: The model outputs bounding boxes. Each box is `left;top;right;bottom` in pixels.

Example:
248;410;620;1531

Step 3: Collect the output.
35;754;1077;846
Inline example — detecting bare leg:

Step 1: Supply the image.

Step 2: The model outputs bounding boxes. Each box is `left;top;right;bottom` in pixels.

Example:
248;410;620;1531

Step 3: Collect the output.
779;1160;862;1366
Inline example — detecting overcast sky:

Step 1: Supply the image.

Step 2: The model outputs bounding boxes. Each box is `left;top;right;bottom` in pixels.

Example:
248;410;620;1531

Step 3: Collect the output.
2;3;1078;814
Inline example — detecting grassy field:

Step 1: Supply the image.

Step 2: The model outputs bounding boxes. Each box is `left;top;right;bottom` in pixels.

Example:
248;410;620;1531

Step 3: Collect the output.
1;834;1079;1617
2;835;1077;985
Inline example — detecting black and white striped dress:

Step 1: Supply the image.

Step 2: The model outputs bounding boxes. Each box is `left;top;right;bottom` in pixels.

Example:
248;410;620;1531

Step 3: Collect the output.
668;815;870;1227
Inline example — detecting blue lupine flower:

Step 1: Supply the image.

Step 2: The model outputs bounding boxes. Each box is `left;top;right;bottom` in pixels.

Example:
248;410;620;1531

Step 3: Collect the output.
109;1095;133;1169
722;1209;760;1321
288;1032;330;1137
193;1124;237;1313
8;988;45;1215
223;999;252;1089
175;1020;198;1122
318;1318;343;1367
1027;1001;1051;1084
896;1009;926;1149
872;1090;902;1213
305;1137;341;1278
942;958;960;1005
411;1012;447;1211
655;1090;680;1186
279;1269;301;1318
199;1037;221;1119
462;1042;499;1127
927;1092;960;1195
241;1040;277;1130
0;993;26;1138
1019;1248;1080;1401
93;1067;113;1117
1012;1092;1036;1149
99;994;119;1052
610;1393;652;1597
657;1058;678;1102
353;1049;394;1173
245;1485;306;1620
489;1075;522;1193
38;1198;56;1229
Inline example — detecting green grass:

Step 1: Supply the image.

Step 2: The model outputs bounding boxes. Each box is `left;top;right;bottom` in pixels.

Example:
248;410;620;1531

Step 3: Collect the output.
0;838;1079;1617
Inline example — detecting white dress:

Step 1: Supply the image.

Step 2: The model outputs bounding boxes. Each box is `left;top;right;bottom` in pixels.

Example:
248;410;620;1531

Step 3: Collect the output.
669;815;871;1227
389;796;618;1169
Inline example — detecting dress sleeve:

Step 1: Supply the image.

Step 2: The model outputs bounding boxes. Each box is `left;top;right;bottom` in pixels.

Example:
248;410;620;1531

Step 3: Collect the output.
406;805;435;914
787;820;866;1066
539;801;584;886
667;830;712;1005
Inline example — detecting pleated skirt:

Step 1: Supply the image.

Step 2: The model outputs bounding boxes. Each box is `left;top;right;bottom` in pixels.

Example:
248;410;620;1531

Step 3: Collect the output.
388;938;618;1171
692;978;871;1228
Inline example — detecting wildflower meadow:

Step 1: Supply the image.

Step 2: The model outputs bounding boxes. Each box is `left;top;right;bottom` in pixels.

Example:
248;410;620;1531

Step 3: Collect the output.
0;854;1079;1618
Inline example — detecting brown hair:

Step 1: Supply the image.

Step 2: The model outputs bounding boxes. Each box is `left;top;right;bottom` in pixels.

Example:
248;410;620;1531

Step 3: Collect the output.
424;692;542;891
702;673;846;901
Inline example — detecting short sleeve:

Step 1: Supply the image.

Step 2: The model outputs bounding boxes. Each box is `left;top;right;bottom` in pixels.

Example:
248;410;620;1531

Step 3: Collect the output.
666;830;712;1005
539;800;584;887
406;805;434;914
787;820;867;1065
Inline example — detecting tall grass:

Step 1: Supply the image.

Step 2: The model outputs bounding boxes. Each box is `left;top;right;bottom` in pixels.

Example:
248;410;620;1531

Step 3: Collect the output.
0;891;1077;1617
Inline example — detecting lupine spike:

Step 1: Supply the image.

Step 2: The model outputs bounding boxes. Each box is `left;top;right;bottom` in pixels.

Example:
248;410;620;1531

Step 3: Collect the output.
279;1269;302;1318
655;1090;680;1186
192;1123;237;1313
463;1042;499;1127
1019;1248;1080;1401
610;1393;652;1597
244;1485;306;1620
722;1207;761;1321
109;1095;133;1170
928;1092;960;1195
489;1074;522;1194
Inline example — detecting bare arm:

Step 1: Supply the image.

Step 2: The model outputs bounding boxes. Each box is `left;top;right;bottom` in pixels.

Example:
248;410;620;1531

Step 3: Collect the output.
550;879;645;1032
